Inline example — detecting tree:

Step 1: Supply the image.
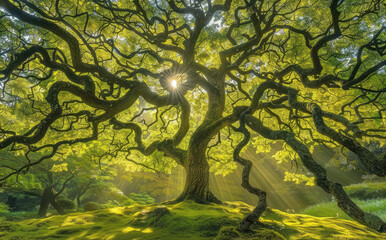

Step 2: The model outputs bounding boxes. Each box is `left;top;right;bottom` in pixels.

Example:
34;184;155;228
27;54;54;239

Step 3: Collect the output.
0;149;74;217
0;149;115;216
34;160;76;217
0;0;385;232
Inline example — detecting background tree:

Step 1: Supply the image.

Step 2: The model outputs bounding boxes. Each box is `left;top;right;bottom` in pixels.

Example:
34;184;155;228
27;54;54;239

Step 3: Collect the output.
0;0;385;232
0;148;126;216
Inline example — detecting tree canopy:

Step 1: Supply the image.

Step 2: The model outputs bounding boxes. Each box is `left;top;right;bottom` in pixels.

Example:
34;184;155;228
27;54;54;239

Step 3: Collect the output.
0;0;385;232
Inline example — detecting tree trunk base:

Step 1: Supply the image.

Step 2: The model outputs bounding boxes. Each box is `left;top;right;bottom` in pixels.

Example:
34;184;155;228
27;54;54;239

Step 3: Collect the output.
238;195;267;232
37;187;65;218
168;190;221;204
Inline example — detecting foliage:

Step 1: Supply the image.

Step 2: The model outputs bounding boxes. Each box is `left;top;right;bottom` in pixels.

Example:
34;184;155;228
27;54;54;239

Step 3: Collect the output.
0;150;43;192
0;0;384;186
0;202;9;220
283;172;315;186
0;202;8;214
0;201;385;240
56;198;75;210
116;171;183;202
0;192;40;212
80;181;128;205
128;192;155;205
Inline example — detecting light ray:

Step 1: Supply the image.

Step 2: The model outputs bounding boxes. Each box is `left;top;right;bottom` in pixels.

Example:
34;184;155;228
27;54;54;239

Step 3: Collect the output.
171;79;178;89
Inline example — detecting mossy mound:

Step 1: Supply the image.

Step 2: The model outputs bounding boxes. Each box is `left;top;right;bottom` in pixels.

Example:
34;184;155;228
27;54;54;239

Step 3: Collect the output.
56;198;75;210
84;202;103;212
0;201;385;240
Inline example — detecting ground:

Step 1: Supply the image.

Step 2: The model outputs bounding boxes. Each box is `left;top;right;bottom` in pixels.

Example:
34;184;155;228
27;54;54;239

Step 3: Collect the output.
0;201;385;240
301;198;386;221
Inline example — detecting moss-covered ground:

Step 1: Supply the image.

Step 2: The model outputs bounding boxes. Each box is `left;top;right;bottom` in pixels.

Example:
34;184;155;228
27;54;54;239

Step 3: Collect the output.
0;201;385;240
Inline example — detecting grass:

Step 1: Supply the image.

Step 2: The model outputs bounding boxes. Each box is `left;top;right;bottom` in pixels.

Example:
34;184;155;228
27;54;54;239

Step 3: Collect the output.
300;198;386;222
0;201;385;240
301;181;386;223
344;181;386;200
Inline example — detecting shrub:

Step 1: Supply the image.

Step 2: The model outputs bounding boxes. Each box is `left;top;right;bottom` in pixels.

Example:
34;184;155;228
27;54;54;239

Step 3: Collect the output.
0;202;9;221
84;202;102;212
56;198;75;210
128;192;155;205
0;202;9;214
128;193;142;198
122;199;137;206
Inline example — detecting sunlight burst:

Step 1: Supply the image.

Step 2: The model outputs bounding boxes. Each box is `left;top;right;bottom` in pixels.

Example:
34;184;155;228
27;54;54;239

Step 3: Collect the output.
171;79;178;89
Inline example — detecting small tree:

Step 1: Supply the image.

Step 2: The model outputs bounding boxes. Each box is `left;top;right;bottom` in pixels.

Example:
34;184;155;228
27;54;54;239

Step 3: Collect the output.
36;165;73;217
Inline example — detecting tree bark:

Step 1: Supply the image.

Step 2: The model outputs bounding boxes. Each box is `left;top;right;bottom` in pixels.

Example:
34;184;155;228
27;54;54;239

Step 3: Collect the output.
176;147;219;203
37;187;51;218
51;197;65;215
234;114;267;231
76;196;81;208
181;152;212;202
37;187;65;218
175;124;220;203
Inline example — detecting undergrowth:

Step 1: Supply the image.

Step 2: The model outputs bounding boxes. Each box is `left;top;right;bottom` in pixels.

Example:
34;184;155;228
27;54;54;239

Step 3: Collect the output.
0;201;385;239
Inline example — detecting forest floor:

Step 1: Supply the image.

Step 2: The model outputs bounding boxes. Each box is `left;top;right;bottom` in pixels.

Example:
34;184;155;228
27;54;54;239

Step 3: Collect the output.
0;201;385;240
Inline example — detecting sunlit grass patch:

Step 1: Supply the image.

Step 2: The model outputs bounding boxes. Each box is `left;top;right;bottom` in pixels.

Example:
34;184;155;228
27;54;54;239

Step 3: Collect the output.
344;181;386;199
261;208;385;240
300;198;386;221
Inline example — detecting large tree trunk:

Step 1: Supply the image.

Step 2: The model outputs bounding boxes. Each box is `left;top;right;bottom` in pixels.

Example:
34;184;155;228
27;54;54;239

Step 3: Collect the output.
180;151;213;202
174;72;226;203
176;132;219;203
